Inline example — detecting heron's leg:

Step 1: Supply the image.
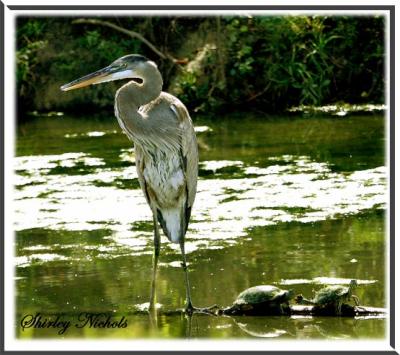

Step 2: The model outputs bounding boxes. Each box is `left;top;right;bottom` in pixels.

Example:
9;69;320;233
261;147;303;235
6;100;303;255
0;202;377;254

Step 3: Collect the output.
149;212;161;311
179;241;194;313
185;313;193;338
178;243;219;315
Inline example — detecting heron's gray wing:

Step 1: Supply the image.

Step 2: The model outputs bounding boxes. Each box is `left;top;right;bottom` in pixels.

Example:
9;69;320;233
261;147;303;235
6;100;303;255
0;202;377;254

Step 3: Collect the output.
170;102;198;231
134;144;151;206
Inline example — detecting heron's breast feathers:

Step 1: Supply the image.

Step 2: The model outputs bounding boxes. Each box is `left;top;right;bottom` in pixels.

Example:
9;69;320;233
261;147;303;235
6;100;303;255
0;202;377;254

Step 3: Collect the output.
142;151;185;208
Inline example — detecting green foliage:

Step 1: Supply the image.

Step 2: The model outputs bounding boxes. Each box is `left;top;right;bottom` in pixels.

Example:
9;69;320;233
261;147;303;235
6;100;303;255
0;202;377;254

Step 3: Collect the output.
219;16;382;110
17;40;48;95
16;16;385;116
172;42;223;112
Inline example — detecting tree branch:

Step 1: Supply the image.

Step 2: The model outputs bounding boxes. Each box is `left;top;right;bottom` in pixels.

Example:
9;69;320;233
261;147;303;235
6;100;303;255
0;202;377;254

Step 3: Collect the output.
72;18;177;63
246;82;271;102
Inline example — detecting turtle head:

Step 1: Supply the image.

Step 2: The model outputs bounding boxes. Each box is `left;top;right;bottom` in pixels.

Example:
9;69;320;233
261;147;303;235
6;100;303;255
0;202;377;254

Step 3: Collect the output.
349;279;358;291
295;294;304;304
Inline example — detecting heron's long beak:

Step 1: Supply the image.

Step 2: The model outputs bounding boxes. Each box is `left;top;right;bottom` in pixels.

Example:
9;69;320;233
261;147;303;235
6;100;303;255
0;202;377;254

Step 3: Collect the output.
60;65;133;91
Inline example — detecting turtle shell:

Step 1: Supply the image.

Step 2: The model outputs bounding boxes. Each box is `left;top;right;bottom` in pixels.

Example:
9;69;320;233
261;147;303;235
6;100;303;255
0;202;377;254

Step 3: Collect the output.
314;285;348;305
234;285;291;306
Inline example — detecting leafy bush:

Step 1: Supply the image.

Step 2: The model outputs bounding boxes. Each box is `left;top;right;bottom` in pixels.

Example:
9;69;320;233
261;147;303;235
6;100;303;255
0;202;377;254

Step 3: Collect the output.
16;15;385;116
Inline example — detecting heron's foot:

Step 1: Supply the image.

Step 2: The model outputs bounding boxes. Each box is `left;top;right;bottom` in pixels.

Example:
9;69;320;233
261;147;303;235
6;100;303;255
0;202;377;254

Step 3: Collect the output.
196;304;220;315
184;304;219;316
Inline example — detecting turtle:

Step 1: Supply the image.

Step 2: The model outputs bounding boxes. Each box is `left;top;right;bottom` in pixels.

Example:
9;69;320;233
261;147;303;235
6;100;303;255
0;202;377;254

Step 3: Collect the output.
221;285;294;316
295;279;359;315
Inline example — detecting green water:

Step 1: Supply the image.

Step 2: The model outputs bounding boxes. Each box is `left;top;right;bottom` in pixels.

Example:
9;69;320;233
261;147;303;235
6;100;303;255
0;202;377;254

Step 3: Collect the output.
15;113;387;339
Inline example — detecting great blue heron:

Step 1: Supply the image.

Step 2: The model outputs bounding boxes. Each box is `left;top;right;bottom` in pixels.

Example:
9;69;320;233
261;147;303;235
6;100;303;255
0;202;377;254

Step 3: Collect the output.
61;54;205;314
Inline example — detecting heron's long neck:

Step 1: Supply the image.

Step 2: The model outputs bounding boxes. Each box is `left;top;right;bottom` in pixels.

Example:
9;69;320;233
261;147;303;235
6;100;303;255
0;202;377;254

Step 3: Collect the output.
116;65;163;109
114;65;164;146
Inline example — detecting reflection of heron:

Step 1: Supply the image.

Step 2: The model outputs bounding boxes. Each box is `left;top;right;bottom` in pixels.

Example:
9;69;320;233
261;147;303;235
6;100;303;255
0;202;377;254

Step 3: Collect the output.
61;54;201;313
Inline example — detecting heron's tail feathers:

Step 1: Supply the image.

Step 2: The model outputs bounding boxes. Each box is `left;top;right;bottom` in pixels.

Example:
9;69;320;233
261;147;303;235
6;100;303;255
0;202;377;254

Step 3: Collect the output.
157;207;186;244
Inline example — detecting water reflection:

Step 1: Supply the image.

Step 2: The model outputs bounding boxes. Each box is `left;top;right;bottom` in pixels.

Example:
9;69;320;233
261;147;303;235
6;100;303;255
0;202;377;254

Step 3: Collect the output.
14;114;386;339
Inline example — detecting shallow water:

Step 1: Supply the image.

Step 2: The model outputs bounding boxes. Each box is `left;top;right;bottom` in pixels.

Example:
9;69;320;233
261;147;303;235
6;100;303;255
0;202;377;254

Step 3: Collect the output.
15;113;387;339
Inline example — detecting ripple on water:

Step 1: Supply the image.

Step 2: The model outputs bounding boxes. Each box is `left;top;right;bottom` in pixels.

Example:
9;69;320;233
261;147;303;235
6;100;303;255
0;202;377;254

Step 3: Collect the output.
14;153;387;266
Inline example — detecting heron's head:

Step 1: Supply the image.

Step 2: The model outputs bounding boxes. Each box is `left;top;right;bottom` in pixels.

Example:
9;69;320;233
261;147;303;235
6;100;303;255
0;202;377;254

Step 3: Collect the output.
60;54;156;91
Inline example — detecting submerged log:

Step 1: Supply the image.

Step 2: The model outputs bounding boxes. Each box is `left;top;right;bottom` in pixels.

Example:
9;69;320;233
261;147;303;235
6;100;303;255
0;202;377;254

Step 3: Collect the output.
218;304;387;317
131;304;386;318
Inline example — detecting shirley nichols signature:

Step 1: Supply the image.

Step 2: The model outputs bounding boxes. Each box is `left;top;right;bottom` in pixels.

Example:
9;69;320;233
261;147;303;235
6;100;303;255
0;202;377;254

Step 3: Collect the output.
20;312;128;335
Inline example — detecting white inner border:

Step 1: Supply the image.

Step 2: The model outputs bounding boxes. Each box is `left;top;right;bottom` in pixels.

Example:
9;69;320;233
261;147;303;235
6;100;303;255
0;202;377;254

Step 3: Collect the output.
3;1;398;352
